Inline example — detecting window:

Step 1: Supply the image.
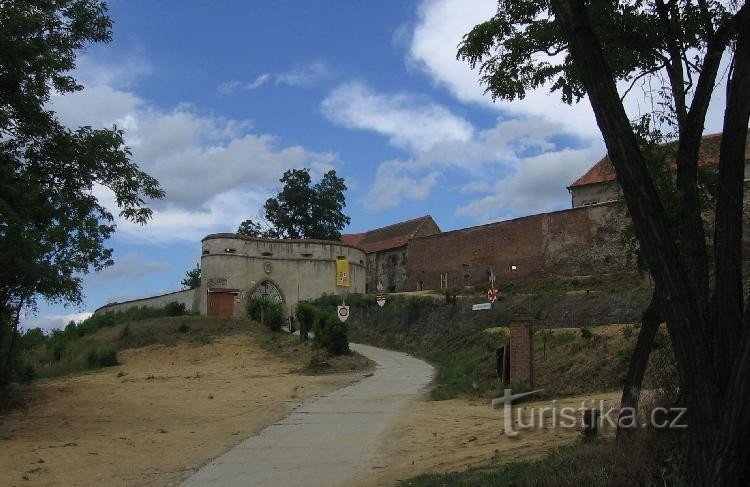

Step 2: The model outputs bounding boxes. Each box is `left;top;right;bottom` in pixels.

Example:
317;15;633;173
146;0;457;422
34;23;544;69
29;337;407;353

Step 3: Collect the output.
224;248;236;253
301;253;313;258
261;251;273;257
202;249;209;255
440;272;448;289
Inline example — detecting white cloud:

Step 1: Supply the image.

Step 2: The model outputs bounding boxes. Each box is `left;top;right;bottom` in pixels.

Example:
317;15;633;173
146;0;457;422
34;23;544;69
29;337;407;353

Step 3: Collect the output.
276;61;333;87
49;60;338;242
321;79;604;214
247;73;271;89
365;160;440;210
456;145;604;221
22;312;93;332
88;252;170;282
408;0;599;135
218;74;271;94
322;81;474;152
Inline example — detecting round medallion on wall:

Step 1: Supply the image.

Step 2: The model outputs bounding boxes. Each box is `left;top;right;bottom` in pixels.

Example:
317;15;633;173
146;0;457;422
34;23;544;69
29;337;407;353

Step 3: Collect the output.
263;261;272;274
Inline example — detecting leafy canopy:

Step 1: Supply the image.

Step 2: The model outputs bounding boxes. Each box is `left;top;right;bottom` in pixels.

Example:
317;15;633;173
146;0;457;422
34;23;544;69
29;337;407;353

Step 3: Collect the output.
458;0;729;111
238;168;350;240
0;2;164;312
181;263;201;290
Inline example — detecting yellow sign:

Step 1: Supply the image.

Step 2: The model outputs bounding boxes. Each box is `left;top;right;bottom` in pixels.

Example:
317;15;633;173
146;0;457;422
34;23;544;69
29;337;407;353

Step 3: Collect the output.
336;258;350;287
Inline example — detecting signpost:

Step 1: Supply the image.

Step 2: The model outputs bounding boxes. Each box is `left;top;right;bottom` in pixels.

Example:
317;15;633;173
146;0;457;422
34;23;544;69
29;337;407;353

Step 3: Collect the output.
376;280;386;307
487;287;499;304
337;305;350;322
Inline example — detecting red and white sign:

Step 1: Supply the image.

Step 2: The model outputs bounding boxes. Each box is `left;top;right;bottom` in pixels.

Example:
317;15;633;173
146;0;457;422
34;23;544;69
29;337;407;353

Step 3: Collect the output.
337;305;350;322
487;287;499;304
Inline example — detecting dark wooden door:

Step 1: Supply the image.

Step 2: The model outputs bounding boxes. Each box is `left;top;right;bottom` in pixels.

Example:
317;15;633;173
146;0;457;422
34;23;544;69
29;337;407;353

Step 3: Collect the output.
208;292;234;317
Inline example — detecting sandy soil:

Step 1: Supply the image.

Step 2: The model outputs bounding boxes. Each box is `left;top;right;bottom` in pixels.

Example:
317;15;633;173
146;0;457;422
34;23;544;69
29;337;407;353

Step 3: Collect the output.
0;335;368;486
356;390;621;486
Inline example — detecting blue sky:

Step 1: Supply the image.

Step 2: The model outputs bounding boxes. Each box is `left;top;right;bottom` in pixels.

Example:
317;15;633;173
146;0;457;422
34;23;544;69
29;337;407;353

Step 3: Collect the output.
25;0;730;330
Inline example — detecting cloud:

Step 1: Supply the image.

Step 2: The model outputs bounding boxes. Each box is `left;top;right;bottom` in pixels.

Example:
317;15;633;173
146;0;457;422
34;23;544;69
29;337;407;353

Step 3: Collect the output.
322;81;474;152
218;73;271;94
49;60;338;242
22;312;93;332
88;252;170;283
321;79;603;214
455;145;604;221
408;0;598;136
276;61;333;87
365;160;440;210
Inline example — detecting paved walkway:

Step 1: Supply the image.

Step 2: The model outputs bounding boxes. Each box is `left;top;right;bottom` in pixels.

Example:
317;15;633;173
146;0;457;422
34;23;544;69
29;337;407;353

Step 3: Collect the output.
182;343;433;487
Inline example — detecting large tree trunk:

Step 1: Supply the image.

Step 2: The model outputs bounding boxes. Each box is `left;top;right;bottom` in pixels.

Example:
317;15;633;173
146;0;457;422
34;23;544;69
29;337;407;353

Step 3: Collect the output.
708;7;750;484
550;1;750;484
617;290;661;438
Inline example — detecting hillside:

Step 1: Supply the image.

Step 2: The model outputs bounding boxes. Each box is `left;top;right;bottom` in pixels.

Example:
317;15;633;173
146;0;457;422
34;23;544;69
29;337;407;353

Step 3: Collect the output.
0;316;372;485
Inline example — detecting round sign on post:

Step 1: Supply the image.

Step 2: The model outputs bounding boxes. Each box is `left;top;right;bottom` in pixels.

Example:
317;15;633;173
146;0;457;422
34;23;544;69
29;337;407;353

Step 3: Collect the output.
337;305;350;322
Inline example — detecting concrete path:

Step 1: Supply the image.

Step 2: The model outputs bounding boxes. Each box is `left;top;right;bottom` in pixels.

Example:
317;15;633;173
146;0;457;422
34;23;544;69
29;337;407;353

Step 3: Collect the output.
182;343;433;487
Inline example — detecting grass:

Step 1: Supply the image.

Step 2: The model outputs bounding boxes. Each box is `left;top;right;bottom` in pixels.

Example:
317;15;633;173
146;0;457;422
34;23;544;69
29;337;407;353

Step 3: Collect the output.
349;322;646;400
16;315;373;384
250;320;373;374
404;430;686;486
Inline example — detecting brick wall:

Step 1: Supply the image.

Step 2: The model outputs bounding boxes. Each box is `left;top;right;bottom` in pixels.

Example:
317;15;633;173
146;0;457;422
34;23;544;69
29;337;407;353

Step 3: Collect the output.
405;202;629;291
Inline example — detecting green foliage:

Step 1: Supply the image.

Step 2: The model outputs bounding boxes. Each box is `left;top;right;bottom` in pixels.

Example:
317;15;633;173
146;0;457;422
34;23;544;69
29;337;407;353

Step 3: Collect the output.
580;327;593;339
295;301;317;332
246;297;284;331
181;263;201;289
85;345;118;369
456;1;725;106
312;311;350;356
0;0;163;384
262;168;350;240
236;218;275;238
164;301;187;317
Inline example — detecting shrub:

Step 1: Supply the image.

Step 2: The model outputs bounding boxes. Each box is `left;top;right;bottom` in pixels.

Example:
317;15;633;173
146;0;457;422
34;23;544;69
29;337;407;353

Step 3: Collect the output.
85;345;119;369
296;302;317;335
621;324;635;338
164;301;187;316
580;327;593;339
247;297;284;331
177;322;191;333
119;324;131;339
313;311;350;355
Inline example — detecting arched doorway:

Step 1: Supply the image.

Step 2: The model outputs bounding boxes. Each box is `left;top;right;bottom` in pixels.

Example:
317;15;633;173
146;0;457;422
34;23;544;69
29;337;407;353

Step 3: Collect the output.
250;280;284;303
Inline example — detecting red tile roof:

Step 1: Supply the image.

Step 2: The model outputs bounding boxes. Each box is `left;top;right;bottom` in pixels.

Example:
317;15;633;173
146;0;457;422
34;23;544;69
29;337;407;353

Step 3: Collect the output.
341;216;439;253
568;130;750;188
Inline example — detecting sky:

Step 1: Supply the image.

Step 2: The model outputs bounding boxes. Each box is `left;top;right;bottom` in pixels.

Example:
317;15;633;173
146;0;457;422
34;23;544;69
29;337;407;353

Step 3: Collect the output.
24;0;731;331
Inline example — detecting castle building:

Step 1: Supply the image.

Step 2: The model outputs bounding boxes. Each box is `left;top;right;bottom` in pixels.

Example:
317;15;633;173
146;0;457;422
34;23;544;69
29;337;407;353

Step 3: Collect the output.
567;131;750;208
96;130;747;317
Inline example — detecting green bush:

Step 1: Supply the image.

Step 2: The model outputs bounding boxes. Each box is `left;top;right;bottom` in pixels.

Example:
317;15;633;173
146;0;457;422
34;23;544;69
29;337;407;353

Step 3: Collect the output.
164;301;187;316
85;345;119;369
580;327;593;339
312;311;350;355
247;297;284;331
296;302;317;334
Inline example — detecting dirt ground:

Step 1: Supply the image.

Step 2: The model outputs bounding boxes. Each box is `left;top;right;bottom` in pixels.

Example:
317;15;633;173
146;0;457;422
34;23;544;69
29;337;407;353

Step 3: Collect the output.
356;390;622;486
0;335;369;486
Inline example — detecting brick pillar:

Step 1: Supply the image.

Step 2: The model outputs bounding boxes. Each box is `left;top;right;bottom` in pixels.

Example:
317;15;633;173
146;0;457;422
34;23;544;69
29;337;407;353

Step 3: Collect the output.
509;318;534;387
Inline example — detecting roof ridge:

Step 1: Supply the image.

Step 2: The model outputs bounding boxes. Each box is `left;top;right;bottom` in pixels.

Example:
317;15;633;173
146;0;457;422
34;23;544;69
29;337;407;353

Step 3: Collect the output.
343;215;432;236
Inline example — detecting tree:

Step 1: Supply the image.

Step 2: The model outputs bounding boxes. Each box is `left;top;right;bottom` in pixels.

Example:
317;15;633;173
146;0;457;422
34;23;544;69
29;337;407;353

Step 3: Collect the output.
181;263;201;289
236;218;276;238
459;1;750;484
0;1;164;384
260;168;350;240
